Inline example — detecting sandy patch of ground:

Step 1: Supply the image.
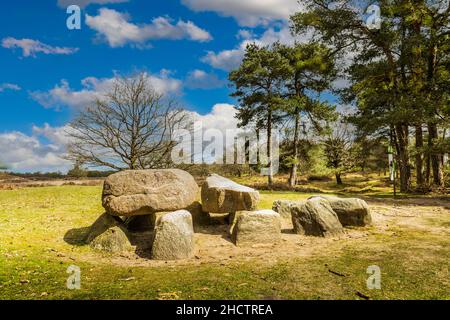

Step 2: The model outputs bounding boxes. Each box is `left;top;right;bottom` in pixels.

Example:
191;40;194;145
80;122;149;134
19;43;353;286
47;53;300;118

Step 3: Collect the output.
62;199;448;269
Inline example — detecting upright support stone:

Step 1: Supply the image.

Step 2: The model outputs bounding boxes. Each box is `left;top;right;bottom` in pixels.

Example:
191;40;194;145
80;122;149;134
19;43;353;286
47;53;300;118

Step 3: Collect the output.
231;210;281;247
291;198;344;237
85;213;132;253
151;210;194;260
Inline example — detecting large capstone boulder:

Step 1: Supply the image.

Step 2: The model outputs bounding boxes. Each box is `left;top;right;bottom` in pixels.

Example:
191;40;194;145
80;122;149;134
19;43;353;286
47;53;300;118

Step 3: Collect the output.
151;210;194;260
309;196;372;227
231;210;281;247
291;198;344;237
86;213;132;253
201;174;259;213
102;169;199;217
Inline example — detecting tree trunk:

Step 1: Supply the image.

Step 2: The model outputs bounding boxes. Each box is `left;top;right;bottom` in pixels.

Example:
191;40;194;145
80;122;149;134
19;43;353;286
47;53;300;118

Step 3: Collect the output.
335;173;343;185
267;108;273;188
425;129;431;185
415;125;424;188
395;124;411;192
428;122;444;187
289;109;300;188
255;128;261;172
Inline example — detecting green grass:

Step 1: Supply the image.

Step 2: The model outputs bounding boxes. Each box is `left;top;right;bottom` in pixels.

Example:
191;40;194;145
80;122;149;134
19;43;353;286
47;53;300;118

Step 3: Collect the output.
0;185;449;300
234;172;431;198
258;191;315;209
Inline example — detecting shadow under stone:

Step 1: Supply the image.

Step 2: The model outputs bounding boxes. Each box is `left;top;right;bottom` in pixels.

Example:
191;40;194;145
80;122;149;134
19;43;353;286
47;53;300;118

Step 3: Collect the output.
127;231;154;259
64;227;90;246
281;228;295;234
195;224;234;244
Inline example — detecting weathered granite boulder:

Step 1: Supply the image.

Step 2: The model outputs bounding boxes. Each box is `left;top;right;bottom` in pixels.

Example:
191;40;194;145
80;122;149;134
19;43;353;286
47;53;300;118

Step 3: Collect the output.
86;213;132;253
89;226;132;253
85;213;124;243
309;196;372;226
291;198;344;237
102;169;199;217
151;210;194;260
272;200;306;219
231;210;281;247
201;174;259;213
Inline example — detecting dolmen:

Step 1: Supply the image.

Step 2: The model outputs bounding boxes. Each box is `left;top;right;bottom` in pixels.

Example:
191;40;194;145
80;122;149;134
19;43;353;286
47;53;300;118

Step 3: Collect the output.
84;171;283;259
201;174;281;247
273;195;372;237
81;170;372;260
85;169;201;260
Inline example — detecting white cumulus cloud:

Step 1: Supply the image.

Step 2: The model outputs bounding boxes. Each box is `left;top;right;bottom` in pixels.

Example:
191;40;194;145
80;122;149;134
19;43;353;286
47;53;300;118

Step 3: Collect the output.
57;0;129;8
202;25;311;71
0;126;72;173
0;83;21;93
185;70;225;89
189;104;239;138
31;72;182;110
181;0;304;27
1;37;79;57
86;8;212;48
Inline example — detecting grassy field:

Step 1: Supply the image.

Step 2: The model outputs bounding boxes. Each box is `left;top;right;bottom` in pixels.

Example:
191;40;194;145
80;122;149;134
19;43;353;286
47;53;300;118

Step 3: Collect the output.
0;182;449;300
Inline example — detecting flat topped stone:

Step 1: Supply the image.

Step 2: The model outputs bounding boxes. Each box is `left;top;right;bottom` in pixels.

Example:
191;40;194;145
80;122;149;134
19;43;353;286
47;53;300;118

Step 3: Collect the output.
206;174;256;192
201;174;260;213
102;169;199;217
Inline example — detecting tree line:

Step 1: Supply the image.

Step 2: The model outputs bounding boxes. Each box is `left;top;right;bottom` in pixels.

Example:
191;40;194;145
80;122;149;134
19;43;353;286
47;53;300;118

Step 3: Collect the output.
229;0;449;192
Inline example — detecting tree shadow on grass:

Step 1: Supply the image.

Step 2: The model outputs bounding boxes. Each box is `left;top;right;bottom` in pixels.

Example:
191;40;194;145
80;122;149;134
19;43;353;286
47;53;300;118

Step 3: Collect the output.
64;224;155;259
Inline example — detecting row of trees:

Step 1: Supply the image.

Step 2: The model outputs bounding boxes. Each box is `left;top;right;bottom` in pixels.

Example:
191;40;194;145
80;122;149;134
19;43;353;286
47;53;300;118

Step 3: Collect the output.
229;42;338;187
292;0;449;192
228;0;449;192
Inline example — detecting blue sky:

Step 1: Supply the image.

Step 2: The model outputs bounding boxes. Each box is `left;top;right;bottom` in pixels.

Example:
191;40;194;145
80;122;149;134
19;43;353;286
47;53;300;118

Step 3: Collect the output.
0;0;312;172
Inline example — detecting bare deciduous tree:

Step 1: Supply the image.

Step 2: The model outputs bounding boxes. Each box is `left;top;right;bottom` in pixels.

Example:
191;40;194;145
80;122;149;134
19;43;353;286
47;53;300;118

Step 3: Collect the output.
66;73;187;170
